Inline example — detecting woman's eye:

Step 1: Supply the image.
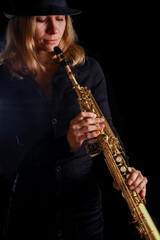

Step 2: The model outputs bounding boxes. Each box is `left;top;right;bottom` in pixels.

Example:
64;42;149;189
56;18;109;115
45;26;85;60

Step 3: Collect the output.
56;17;65;21
36;16;65;23
36;18;47;23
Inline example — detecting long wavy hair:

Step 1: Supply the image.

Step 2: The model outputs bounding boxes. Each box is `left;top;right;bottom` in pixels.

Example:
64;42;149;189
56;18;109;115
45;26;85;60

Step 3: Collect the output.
0;16;85;78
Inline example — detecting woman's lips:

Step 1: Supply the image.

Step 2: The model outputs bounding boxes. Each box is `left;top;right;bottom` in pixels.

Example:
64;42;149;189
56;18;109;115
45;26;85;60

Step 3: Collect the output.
44;39;58;44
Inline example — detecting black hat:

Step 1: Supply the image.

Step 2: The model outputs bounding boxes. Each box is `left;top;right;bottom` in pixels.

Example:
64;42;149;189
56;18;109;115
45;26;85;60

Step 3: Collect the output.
3;0;81;19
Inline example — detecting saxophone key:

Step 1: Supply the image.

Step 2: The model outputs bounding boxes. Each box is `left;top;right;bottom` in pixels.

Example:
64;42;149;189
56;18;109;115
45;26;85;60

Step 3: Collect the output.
126;174;131;180
85;139;101;157
120;166;127;173
116;156;122;163
125;167;132;180
127;167;132;173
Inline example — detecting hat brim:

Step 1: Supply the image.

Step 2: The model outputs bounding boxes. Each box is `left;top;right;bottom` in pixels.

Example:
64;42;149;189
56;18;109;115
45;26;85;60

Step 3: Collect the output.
3;5;81;19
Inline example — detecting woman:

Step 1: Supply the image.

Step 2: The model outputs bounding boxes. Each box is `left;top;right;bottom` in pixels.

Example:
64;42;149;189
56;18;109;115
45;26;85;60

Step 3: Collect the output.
0;0;147;239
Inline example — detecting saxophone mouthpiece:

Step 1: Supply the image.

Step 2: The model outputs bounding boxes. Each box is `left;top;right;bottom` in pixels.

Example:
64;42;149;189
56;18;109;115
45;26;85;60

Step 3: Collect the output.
54;46;62;55
54;46;69;67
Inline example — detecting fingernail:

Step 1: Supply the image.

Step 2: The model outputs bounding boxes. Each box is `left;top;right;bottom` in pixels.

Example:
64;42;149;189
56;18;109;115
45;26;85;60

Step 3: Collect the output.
136;188;141;193
128;180;133;185
129;185;134;190
100;118;105;122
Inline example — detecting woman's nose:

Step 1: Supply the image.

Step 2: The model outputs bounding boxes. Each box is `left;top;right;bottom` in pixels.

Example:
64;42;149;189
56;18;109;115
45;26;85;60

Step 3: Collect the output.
46;21;58;34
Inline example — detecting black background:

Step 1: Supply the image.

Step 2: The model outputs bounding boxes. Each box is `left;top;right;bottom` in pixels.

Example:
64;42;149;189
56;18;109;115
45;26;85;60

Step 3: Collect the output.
0;1;159;238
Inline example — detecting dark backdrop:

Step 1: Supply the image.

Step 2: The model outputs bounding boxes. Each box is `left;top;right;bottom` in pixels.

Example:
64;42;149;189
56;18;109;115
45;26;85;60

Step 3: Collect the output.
0;1;159;238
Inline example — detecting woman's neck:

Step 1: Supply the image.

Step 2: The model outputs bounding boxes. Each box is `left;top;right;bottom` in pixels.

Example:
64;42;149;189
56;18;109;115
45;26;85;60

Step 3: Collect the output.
38;51;52;65
35;52;59;87
34;52;59;101
37;50;57;67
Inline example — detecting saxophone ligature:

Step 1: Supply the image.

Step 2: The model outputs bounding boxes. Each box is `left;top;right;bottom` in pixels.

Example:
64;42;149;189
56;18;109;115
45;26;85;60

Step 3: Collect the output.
54;46;160;240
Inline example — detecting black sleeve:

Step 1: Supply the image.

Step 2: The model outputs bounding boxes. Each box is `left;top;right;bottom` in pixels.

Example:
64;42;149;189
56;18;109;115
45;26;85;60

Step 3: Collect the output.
89;59;129;164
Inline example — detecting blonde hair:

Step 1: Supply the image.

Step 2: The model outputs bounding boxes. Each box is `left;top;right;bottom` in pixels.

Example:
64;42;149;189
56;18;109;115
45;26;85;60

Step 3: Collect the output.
0;16;85;78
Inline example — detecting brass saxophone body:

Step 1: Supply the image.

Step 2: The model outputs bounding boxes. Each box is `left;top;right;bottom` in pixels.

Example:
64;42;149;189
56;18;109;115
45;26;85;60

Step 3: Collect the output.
54;46;160;240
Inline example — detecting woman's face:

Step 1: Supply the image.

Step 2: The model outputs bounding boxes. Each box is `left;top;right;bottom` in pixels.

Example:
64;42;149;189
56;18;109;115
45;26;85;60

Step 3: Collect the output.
34;15;66;54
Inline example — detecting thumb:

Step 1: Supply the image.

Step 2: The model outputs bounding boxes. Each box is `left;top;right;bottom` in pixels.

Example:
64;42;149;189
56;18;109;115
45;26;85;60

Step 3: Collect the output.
112;180;120;191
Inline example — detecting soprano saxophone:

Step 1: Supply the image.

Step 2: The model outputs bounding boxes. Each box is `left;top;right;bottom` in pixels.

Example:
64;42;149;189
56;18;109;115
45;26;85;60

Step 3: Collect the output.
54;46;160;240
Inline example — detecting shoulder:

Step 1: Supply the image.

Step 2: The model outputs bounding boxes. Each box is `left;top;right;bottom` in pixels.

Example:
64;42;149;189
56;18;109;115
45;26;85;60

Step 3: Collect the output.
0;64;8;87
0;62;8;72
75;56;105;80
76;56;103;74
74;56;106;89
0;63;12;87
0;63;6;74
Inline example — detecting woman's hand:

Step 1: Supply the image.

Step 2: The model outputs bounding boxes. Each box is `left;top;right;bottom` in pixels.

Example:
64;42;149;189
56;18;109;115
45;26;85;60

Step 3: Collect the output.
67;112;105;152
113;167;148;199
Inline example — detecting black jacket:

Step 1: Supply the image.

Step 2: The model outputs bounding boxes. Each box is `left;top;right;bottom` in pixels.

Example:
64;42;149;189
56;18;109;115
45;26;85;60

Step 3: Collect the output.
0;57;126;240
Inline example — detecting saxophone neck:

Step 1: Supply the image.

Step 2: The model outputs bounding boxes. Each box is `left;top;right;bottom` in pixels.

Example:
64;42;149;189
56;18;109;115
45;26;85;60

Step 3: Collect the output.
54;46;79;87
65;66;79;88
